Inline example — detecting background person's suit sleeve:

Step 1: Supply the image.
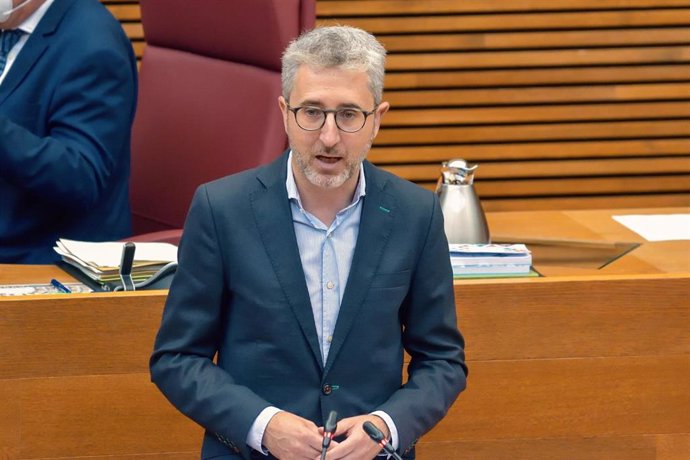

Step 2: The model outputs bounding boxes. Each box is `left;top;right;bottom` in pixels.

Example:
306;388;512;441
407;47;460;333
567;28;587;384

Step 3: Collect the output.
0;33;136;211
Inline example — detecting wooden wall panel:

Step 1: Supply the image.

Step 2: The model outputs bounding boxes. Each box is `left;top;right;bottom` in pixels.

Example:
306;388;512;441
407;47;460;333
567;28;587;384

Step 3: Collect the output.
467;194;690;212
317;0;690;15
104;0;690;211
316;0;690;210
384;65;690;88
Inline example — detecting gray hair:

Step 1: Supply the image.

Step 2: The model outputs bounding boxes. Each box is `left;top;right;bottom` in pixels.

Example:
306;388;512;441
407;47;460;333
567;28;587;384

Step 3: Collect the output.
281;25;386;105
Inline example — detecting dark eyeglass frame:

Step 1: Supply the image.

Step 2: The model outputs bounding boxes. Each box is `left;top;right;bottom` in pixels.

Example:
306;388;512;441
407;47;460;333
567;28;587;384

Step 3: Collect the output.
286;104;378;133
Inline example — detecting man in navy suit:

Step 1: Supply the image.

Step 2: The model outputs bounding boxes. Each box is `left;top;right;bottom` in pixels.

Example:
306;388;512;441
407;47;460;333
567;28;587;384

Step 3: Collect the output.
0;0;137;263
150;26;467;460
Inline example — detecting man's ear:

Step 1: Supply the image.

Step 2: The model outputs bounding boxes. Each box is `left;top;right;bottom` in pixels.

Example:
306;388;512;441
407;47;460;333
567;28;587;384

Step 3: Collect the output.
278;96;289;132
372;101;390;138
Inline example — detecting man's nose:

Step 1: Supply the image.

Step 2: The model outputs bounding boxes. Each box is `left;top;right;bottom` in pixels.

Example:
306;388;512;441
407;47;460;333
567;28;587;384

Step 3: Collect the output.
319;112;341;147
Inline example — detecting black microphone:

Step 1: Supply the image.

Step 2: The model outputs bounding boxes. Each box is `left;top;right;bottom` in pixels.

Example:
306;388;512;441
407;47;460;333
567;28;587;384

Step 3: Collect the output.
362;421;403;460
320;410;338;460
118;241;136;291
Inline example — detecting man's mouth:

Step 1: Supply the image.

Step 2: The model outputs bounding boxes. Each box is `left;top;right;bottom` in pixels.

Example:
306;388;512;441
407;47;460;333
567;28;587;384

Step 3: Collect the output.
316;155;341;164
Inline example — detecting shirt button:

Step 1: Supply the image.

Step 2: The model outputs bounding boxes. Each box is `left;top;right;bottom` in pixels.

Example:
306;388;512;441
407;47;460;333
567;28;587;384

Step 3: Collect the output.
322;384;332;395
326;281;334;289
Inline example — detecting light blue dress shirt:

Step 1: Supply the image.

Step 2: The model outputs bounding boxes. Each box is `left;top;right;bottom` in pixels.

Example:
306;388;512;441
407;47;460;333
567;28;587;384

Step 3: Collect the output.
287;156;365;363
247;152;399;455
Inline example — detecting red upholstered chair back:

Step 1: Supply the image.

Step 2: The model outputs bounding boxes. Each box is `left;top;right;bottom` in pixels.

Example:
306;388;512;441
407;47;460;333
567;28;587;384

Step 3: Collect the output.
130;0;316;236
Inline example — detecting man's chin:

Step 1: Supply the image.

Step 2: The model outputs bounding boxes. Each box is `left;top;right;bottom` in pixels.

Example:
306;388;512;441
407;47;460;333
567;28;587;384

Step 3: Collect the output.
306;171;350;189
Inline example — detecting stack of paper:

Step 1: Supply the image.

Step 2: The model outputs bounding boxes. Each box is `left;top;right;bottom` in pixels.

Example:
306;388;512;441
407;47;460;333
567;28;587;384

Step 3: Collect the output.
450;243;532;277
54;238;178;286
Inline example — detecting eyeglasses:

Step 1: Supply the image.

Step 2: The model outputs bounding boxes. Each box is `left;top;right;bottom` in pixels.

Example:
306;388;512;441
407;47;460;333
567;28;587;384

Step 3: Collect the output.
287;104;377;133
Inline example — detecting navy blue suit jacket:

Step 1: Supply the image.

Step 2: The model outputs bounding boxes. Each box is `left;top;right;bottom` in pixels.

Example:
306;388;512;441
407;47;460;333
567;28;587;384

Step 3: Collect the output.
150;152;467;459
0;0;137;263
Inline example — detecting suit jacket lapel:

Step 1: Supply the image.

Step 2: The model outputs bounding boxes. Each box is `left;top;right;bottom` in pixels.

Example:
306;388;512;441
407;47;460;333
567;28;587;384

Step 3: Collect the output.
251;152;324;368
0;0;73;106
324;162;396;372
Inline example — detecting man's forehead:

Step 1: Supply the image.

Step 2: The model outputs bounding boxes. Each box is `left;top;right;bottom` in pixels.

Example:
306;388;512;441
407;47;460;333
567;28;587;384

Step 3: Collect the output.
291;65;373;104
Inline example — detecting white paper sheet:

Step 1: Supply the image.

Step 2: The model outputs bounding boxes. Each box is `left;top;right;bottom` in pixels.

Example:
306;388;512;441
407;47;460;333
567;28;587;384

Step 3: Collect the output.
55;238;178;268
612;214;690;241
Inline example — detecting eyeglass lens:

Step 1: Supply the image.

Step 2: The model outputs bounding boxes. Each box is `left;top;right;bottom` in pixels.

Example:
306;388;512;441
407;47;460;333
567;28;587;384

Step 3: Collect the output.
296;107;368;132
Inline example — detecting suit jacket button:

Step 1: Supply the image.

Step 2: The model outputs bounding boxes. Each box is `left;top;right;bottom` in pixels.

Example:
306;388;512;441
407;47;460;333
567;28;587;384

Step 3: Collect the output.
322;384;332;395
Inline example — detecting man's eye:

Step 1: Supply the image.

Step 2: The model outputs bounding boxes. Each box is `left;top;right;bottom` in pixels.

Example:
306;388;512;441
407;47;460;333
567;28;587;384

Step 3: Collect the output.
338;109;358;120
302;108;322;118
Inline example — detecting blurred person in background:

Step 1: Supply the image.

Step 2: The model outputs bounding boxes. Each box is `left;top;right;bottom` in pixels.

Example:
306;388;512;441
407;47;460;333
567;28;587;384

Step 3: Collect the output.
0;0;137;263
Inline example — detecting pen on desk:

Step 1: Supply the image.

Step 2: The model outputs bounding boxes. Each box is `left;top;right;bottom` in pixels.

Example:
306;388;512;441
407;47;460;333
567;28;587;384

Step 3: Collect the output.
50;278;72;294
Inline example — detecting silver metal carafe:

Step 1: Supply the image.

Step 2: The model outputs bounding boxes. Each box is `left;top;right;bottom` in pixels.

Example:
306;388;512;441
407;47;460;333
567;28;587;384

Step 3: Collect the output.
436;159;490;244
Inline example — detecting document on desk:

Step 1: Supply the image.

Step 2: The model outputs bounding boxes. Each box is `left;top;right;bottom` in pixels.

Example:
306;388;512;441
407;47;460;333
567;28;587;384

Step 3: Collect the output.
55;239;178;269
613;214;690;241
53;239;178;288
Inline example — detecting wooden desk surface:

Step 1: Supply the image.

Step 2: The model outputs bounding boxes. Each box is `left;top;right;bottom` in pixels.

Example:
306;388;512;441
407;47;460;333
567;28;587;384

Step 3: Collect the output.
0;263;79;285
486;206;690;276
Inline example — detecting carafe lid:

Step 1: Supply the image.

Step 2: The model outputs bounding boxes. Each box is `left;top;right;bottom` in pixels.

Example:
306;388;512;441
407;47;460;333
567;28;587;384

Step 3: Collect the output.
441;159;478;185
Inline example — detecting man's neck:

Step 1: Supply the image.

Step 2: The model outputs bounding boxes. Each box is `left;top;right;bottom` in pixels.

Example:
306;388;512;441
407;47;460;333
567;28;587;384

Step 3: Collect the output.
294;172;359;227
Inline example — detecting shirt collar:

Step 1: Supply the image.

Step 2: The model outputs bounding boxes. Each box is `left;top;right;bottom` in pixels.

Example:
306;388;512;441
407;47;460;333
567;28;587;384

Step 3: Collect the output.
286;150;366;208
16;0;54;34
